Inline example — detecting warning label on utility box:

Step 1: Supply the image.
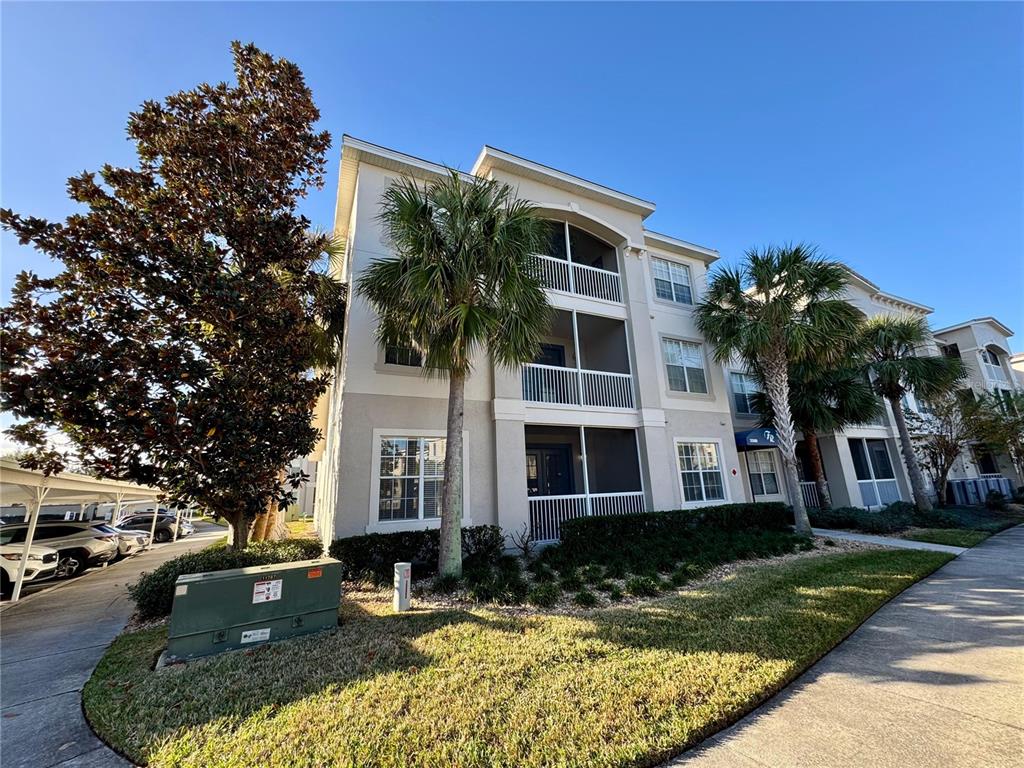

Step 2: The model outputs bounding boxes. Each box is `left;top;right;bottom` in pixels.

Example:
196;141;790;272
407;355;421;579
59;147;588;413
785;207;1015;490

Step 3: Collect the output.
252;578;282;604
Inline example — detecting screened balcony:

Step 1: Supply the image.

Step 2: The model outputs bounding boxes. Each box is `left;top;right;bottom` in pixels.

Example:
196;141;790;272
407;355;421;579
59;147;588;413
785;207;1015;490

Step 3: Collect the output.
521;310;634;410
534;221;622;303
525;425;645;541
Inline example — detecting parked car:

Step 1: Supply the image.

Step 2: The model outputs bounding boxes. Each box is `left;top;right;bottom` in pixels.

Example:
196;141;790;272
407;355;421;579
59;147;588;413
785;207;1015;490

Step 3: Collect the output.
116;513;193;543
0;522;118;578
94;524;150;559
0;540;59;596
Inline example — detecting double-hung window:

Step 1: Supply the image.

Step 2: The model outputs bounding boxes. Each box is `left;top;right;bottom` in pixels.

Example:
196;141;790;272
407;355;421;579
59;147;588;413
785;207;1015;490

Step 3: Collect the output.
746;450;780;496
662;338;708;394
384;346;423;367
676;441;726;503
651;257;693;305
378;436;445;521
730;372;760;414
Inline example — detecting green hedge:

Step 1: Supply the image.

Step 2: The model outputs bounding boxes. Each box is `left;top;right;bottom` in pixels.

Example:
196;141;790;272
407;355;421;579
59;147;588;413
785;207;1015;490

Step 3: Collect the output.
808;502;961;534
128;538;323;620
558;502;791;564
328;525;504;584
547;502;797;575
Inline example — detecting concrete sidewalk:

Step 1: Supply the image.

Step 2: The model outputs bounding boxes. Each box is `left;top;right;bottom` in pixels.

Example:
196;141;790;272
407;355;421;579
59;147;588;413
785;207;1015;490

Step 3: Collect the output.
668;524;1024;768
0;524;225;768
812;527;968;554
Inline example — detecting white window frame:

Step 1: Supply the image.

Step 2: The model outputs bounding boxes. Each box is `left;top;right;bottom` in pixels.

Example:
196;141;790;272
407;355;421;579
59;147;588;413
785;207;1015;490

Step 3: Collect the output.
745;450;781;497
367;428;471;533
661;337;709;395
673;438;731;507
730;371;760;415
650;256;694;306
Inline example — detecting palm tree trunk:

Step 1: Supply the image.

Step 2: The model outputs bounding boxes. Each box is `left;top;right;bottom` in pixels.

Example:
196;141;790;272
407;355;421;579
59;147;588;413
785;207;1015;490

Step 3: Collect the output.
889;394;933;512
804;430;832;511
761;351;811;535
439;369;465;578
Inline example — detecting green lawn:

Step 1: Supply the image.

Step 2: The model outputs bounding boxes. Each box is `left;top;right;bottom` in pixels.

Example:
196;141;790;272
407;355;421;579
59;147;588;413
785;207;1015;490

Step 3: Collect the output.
85;549;950;768
900;528;992;548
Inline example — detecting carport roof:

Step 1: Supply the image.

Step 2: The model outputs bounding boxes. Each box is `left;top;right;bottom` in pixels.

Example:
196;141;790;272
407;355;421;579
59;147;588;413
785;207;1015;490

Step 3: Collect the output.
0;459;160;505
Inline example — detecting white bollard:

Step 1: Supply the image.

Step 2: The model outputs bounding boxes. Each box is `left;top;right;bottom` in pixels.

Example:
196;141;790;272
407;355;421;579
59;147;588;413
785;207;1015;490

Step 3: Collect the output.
393;562;411;612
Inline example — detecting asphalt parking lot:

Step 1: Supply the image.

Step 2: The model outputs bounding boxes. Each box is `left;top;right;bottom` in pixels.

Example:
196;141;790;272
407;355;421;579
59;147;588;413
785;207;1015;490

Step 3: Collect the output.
0;521;224;767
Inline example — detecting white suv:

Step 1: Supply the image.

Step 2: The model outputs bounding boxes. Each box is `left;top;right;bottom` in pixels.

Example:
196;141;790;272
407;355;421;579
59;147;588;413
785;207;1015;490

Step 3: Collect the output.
0;541;59;596
0;522;119;578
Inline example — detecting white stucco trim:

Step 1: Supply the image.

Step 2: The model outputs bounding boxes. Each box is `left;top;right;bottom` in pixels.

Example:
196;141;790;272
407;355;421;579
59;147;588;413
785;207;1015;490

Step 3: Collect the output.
671;436;733;508
366;428;471;534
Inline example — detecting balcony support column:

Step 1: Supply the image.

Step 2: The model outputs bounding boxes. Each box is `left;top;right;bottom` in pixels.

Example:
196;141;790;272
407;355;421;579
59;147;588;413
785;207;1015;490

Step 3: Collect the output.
579;425;592;516
571;310;584;406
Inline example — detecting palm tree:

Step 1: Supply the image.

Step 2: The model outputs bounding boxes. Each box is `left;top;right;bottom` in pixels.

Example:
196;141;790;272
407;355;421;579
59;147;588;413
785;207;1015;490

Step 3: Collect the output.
859;315;967;511
751;355;880;511
697;244;861;534
358;172;551;577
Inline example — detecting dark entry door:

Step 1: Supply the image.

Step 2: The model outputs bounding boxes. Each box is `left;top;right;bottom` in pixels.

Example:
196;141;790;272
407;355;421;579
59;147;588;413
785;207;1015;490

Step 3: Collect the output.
525;444;575;496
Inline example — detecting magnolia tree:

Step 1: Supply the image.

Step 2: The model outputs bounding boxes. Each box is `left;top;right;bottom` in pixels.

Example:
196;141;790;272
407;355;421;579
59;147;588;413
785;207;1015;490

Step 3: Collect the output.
1;43;344;548
904;393;977;506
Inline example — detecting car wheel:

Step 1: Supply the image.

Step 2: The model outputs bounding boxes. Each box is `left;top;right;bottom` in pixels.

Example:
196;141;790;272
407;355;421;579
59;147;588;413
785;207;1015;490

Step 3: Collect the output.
56;551;84;579
154;529;171;543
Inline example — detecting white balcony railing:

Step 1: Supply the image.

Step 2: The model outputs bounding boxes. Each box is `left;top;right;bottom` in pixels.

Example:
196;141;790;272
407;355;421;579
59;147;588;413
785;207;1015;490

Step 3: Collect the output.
522;363;635;409
799;481;828;509
529;491;645;542
858;478;901;508
983;362;1008;383
535;254;622;303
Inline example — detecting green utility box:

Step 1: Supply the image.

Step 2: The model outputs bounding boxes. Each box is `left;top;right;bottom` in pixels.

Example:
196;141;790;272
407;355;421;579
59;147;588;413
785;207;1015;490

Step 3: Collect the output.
166;558;342;661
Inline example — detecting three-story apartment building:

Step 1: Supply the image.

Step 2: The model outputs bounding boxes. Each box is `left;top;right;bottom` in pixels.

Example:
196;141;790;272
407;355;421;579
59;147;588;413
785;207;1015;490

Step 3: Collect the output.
312;137;1019;544
313;137;745;544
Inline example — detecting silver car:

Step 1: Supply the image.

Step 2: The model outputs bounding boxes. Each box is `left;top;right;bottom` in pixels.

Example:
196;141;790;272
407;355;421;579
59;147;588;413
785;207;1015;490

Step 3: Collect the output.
95;524;150;559
0;522;118;578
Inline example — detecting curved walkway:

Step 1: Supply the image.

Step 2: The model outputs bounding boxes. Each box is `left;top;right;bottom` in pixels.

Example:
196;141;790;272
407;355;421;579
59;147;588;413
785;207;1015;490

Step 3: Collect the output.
0;523;224;768
668;524;1024;768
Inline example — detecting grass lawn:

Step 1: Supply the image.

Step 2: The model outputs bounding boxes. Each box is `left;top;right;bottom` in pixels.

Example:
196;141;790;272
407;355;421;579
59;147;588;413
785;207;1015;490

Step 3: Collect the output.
900;528;992;548
284;518;317;539
85;549;949;768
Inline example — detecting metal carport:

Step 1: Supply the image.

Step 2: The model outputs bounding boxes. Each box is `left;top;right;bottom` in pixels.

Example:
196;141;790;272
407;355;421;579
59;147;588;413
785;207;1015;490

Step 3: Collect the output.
0;459;160;602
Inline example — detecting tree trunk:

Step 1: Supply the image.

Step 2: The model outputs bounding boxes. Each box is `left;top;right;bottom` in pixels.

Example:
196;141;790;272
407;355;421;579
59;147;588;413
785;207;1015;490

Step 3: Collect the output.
760;350;811;535
439;369;465;578
804;430;832;511
889;394;933;512
250;509;270;542
228;510;249;549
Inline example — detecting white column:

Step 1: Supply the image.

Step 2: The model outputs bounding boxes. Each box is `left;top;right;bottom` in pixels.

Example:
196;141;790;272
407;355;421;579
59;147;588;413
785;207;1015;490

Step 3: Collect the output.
146;504;159;549
12;485;49;603
571;309;584;406
579;426;592;516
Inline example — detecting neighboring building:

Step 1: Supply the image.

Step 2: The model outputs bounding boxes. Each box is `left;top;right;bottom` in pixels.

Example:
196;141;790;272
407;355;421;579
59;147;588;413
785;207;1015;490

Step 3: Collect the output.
932;317;1023;488
728;268;926;512
314;137;745;544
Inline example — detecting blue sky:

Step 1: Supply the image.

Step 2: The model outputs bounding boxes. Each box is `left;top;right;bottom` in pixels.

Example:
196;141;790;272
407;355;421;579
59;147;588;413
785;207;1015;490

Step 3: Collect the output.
3;2;1022;338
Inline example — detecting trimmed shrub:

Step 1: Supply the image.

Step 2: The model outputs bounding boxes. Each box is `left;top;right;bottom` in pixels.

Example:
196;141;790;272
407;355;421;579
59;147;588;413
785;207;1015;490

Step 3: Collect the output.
559;570;583;592
128;538;323;619
328;525;504;584
579;564;604;584
607;585;624;602
573;589;598;607
625;576;660;597
527;583;560;608
985;490;1007;511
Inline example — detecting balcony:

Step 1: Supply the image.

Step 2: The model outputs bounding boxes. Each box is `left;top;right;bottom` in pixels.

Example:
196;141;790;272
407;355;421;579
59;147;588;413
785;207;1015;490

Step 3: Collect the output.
521;310;635;410
535;220;622;303
535;255;622;303
526;425;645;541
